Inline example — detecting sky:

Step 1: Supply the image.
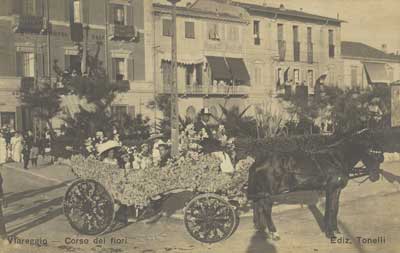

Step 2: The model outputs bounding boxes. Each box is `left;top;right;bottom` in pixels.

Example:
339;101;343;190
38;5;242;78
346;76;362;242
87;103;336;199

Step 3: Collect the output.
156;0;400;53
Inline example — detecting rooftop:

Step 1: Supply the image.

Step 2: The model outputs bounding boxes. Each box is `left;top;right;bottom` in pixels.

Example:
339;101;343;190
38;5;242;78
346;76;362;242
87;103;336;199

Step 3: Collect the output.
233;1;345;25
341;41;400;62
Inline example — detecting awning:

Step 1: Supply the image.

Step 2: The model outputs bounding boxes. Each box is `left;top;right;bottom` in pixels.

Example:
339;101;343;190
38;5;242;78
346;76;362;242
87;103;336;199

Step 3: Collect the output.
225;57;250;83
363;62;389;84
206;56;231;80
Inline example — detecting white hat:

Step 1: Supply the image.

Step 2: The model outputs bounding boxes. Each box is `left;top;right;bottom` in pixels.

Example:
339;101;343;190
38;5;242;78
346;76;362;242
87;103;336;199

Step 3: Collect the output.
96;140;121;156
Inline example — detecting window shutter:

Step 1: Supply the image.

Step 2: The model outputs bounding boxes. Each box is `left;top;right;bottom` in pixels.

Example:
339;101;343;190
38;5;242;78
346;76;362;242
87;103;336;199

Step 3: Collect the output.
82;0;89;23
128;106;135;119
126;4;133;26
35;0;43;16
111;58;116;80
65;0;71;22
16;106;23;131
108;3;114;24
12;0;21;14
127;58;134;81
36;52;44;78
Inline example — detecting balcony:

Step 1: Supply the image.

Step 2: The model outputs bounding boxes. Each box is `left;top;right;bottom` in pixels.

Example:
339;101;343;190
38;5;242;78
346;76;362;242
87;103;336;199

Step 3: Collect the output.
163;84;249;96
278;40;286;61
108;24;137;41
307;42;314;64
12;15;48;34
293;41;300;62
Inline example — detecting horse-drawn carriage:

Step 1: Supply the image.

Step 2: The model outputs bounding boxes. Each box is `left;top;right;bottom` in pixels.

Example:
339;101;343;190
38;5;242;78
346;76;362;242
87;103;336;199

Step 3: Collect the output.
63;129;385;242
63;152;254;243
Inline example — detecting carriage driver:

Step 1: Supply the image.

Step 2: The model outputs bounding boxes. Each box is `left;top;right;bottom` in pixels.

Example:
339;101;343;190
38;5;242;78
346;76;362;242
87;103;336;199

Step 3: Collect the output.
194;108;235;173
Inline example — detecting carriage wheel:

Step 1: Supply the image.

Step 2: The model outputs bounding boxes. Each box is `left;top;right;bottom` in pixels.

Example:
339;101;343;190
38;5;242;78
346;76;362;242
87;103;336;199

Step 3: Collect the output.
184;193;237;244
63;179;115;235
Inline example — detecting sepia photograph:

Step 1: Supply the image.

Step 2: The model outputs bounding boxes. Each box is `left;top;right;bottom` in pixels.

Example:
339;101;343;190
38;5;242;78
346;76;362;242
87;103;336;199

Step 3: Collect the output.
0;0;399;252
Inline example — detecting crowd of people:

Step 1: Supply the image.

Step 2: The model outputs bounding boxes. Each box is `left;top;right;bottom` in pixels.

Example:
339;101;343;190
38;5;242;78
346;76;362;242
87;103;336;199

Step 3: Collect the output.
0;126;52;170
83;108;236;173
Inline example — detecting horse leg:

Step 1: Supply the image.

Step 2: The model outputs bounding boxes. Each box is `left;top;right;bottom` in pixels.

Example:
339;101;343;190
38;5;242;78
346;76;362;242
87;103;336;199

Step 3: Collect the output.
331;188;342;235
264;198;280;241
253;198;267;233
324;189;334;238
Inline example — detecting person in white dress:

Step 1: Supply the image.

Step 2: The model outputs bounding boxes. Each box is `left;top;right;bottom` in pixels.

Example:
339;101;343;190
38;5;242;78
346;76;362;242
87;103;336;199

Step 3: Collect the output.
11;132;23;162
0;133;7;165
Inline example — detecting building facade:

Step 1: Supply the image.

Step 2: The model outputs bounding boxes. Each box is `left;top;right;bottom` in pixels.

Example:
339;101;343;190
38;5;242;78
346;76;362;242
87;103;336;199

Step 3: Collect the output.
153;0;345;120
0;0;154;132
341;41;400;88
153;0;252;122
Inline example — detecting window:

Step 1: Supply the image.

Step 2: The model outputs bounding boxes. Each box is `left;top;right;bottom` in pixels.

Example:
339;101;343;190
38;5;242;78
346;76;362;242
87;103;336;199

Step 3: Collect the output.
112;4;125;25
22;0;35;15
277;24;284;41
328;29;335;58
185;65;194;86
111;105;128;126
351;66;358;87
227;26;239;41
293;26;299;42
208;23;220;40
328;29;334;45
253;20;260;45
16;52;35;77
73;0;81;23
185;21;195;39
307;70;314;88
195;64;202;85
112;58;126;81
0;112;16;129
293;69;300;84
162;19;172;37
277;67;283;87
307;27;312;43
65;54;81;74
293;26;300;62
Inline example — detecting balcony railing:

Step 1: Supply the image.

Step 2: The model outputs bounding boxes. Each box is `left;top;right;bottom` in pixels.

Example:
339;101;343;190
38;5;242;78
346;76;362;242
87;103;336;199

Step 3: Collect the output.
307;42;313;64
293;41;300;62
108;24;137;41
12;15;48;34
163;84;249;96
278;40;286;61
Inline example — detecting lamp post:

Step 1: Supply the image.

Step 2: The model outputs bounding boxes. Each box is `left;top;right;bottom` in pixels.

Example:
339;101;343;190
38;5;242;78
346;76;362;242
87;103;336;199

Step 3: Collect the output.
167;0;180;157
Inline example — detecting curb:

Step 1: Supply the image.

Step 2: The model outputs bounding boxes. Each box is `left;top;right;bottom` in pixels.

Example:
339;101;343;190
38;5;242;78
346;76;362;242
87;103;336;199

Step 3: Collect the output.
2;163;65;184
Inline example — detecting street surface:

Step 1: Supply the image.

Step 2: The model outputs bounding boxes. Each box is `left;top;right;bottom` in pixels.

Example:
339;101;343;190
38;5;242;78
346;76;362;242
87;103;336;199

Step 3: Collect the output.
0;160;399;253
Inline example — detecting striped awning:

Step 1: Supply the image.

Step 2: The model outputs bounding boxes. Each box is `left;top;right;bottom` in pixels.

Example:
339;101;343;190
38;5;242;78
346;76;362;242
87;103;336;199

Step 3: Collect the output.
225;57;250;83
206;56;232;80
363;62;389;84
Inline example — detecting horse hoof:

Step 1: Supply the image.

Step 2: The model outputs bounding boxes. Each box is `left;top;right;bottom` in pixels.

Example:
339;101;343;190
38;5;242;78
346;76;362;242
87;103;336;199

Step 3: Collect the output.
269;232;280;241
325;231;335;239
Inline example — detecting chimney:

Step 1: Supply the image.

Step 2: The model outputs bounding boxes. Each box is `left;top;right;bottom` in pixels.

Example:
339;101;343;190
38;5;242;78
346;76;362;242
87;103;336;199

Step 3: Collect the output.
337;13;339;20
263;1;268;6
300;8;303;11
279;4;285;11
381;44;387;53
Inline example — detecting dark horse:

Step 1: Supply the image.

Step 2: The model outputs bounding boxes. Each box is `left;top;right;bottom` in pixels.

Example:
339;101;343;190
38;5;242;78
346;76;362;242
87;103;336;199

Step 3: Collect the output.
246;129;384;240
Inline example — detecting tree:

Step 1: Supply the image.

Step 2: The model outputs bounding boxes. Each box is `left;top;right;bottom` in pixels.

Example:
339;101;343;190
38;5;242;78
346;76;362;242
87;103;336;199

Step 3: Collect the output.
19;81;62;137
20;42;128;147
